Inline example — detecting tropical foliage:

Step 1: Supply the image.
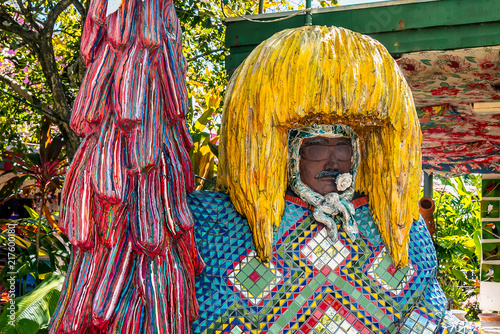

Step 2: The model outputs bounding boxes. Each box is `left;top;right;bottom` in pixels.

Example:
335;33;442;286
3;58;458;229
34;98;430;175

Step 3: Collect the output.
0;273;65;333
432;175;482;319
0;0;85;157
0;209;70;290
0;119;69;331
0;193;70;332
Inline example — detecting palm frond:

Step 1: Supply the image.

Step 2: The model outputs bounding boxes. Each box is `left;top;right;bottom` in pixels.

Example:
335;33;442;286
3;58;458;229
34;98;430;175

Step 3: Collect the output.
0;273;65;334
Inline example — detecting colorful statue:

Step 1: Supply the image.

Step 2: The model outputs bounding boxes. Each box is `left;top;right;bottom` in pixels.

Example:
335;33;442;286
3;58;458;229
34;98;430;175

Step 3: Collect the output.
49;0;477;332
190;27;478;333
50;0;203;332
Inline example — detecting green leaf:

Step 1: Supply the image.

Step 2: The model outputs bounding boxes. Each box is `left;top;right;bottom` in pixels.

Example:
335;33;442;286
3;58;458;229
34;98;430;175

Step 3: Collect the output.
420;59;432;66
193;108;213;132
472;230;481;260
46;135;65;163
451;268;471;284
0;273;65;334
208;142;219;157
465;56;476;63
455;177;471;196
14;175;30;194
39;119;51;165
0;176;20;203
191;132;210;144
1;169;15;177
24;206;40;220
26;153;41;167
462;238;476;252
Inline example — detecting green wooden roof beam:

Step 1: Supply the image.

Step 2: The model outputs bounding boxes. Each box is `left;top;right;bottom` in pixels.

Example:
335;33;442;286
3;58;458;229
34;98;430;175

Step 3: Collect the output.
225;0;500;73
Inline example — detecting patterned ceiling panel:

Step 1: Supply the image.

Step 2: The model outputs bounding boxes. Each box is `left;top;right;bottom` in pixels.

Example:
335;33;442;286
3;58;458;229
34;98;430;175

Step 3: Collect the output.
397;46;500;175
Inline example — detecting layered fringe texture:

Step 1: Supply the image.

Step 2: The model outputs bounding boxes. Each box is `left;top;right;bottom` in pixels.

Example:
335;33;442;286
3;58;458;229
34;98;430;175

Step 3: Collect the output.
217;26;422;268
49;0;204;333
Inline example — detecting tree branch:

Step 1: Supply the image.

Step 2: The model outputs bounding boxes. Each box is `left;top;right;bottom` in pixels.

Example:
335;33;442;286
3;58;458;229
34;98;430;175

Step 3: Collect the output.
42;0;73;39
0;73;67;123
32;0;76;124
0;1;83;159
70;0;87;23
0;72;50;112
67;55;85;89
14;0;41;33
0;6;39;43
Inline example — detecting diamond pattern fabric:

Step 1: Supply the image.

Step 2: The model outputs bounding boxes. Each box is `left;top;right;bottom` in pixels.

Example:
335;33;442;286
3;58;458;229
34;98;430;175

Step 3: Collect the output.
188;192;478;334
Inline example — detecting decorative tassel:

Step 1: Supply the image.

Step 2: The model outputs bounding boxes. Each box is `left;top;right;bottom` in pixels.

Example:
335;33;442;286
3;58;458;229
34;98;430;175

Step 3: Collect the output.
130;169;167;255
62;244;109;332
92;233;135;328
81;14;104;66
50;1;201;332
88;0;107;26
113;41;148;128
59;135;97;249
90;116;128;204
71;43;116;136
106;0;139;50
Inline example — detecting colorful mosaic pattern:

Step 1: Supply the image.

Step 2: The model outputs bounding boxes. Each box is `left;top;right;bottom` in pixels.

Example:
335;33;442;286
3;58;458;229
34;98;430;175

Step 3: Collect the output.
189;192;477;333
228;251;284;306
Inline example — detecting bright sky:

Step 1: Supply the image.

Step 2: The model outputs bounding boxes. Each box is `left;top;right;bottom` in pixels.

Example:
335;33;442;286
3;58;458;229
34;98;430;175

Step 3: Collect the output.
282;0;392;10
259;0;393;13
337;0;390;5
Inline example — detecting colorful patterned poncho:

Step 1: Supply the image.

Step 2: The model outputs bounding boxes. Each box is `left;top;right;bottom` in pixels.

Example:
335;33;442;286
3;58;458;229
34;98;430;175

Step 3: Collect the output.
189;191;478;334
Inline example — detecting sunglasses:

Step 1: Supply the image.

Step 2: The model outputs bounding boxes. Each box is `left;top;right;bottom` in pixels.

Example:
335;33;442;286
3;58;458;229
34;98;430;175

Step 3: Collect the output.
300;144;352;161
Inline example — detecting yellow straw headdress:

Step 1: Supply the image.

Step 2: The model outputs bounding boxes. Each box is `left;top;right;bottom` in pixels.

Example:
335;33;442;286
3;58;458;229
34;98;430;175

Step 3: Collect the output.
217;26;422;268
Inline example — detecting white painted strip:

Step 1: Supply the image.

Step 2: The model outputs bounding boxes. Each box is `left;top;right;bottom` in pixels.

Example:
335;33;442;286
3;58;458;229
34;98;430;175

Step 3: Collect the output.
106;0;122;17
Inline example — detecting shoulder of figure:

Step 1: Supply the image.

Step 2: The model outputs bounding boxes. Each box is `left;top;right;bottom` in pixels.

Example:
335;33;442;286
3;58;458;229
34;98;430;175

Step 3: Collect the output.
188;191;236;223
188;190;231;208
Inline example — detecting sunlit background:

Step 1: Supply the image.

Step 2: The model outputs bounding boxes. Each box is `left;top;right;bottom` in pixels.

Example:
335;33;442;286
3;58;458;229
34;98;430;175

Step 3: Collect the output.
260;0;392;13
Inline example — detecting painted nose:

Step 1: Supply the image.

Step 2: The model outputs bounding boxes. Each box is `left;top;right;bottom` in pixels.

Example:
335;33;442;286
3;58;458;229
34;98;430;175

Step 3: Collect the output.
324;151;340;170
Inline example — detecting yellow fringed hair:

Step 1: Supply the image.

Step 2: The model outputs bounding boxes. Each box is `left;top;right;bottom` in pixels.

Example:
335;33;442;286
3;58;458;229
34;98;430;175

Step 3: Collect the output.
217;25;422;268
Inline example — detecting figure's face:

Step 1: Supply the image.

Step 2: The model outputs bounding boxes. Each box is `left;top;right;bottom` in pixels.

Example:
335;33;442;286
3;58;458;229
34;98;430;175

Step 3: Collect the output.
299;136;352;195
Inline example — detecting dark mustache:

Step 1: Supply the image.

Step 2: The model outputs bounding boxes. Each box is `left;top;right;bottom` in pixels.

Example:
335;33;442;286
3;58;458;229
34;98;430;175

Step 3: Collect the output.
315;170;340;179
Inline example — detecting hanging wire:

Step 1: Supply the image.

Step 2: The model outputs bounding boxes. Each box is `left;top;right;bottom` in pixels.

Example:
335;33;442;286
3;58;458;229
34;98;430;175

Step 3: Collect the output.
223;4;313;24
220;0;228;18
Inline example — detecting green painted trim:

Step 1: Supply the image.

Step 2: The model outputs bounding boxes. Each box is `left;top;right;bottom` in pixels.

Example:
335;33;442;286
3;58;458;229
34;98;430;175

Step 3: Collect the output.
225;0;500;71
372;21;500;56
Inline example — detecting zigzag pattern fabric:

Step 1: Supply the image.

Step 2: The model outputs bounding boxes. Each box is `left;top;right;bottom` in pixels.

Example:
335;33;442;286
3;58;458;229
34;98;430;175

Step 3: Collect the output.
49;0;204;332
189;192;478;334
